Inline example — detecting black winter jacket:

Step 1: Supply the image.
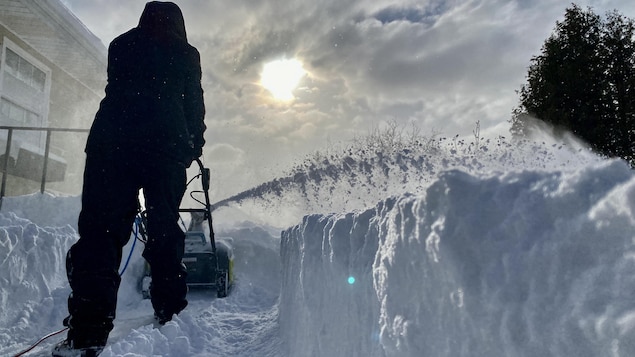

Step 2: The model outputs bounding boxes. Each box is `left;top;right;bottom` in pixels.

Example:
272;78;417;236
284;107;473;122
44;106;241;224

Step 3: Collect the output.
86;2;205;166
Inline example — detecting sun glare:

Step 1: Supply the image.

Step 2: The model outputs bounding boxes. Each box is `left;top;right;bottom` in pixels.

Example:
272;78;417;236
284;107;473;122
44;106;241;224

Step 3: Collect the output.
260;58;306;101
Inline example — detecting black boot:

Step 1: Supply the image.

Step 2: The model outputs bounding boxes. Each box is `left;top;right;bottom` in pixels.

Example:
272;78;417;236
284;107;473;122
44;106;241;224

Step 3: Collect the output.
52;317;108;356
55;295;113;357
51;339;105;357
150;268;188;324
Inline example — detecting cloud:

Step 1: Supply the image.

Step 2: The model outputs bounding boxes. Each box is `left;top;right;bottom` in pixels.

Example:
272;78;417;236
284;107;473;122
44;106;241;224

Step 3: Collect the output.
62;0;635;197
207;143;245;164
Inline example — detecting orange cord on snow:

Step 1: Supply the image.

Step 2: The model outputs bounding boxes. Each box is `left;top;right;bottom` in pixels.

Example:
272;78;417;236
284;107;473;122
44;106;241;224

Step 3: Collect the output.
11;327;68;357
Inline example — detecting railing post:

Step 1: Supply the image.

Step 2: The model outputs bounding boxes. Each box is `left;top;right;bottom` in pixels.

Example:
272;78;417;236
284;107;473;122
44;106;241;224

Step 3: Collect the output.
41;129;52;194
0;126;89;202
1;128;14;203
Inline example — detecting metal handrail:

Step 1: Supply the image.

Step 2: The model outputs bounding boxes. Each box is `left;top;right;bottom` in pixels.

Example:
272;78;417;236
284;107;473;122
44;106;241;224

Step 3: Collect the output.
0;126;89;202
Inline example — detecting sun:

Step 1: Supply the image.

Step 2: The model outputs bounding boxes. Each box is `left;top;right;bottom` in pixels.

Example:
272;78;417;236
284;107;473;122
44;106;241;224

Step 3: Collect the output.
260;58;306;101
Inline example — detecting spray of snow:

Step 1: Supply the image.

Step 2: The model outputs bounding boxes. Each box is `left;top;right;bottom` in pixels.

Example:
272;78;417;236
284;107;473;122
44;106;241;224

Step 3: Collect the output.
214;135;600;228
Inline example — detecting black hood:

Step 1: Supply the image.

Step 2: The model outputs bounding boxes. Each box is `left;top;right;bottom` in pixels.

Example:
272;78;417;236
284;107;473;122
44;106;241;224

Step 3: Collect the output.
138;1;187;41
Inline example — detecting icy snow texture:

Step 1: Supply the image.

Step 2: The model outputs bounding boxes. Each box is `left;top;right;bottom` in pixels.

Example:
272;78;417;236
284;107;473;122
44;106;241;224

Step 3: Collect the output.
281;160;635;357
0;211;76;350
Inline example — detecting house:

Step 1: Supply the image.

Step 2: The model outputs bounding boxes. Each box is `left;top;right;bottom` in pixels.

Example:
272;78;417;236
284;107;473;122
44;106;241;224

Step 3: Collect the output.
0;0;106;196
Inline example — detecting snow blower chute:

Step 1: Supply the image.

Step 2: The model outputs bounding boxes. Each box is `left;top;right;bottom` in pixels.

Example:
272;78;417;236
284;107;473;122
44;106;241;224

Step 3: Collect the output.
139;158;234;298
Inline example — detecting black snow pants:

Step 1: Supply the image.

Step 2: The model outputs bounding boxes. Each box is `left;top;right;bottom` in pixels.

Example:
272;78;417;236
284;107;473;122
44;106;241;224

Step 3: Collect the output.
64;148;188;346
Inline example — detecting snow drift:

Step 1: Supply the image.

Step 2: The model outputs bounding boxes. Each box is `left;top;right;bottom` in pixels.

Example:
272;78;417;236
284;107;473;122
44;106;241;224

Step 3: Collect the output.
0;211;76;351
280;159;635;357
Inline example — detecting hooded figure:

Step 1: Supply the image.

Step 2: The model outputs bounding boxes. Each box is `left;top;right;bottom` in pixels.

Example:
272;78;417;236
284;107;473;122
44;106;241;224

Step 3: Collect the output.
54;3;205;356
86;1;205;166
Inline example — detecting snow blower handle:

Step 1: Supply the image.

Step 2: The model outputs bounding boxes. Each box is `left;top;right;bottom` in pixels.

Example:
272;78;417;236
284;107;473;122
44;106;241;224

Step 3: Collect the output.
202;167;210;192
192;158;216;250
194;158;210;191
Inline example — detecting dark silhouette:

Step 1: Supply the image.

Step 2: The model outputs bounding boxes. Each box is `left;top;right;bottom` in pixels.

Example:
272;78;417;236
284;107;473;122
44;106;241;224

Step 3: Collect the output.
53;2;205;356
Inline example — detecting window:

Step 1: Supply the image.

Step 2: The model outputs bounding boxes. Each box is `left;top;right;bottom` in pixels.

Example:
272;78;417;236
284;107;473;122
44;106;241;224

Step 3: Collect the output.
0;97;40;126
5;48;47;92
0;38;52;151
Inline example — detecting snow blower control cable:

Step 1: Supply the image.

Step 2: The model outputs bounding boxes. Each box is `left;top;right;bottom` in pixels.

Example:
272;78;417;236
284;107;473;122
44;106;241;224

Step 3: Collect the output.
119;215;142;276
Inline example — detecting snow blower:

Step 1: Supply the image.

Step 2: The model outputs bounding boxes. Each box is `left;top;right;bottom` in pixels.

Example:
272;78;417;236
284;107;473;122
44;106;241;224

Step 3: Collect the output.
139;158;234;298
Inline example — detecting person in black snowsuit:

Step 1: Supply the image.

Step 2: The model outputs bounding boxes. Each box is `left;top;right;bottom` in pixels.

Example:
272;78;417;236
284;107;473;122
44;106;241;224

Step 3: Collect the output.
53;2;205;356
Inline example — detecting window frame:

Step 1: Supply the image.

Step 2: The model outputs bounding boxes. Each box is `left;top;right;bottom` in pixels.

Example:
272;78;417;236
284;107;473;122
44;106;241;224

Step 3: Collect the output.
0;37;52;128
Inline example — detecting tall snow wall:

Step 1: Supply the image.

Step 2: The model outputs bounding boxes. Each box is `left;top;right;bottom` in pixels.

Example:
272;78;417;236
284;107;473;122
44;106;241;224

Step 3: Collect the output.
0;211;76;349
280;160;635;357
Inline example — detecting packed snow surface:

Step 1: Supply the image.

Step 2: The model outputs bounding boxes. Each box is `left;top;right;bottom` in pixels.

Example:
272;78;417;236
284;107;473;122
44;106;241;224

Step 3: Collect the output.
2;135;635;356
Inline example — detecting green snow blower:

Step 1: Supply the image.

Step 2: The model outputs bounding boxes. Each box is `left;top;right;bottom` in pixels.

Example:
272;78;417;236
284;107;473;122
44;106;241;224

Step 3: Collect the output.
139;158;234;298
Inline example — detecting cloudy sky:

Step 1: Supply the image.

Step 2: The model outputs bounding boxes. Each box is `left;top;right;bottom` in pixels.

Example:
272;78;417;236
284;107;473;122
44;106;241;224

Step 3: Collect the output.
61;0;635;197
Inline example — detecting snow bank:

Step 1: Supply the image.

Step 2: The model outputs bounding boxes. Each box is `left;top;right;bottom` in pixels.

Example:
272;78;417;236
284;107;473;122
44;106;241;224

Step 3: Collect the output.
0;192;81;355
0;212;76;354
280;159;635;357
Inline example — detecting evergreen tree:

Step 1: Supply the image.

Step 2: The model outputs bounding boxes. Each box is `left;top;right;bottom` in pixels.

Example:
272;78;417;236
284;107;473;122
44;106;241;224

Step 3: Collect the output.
512;4;635;164
602;10;635;161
